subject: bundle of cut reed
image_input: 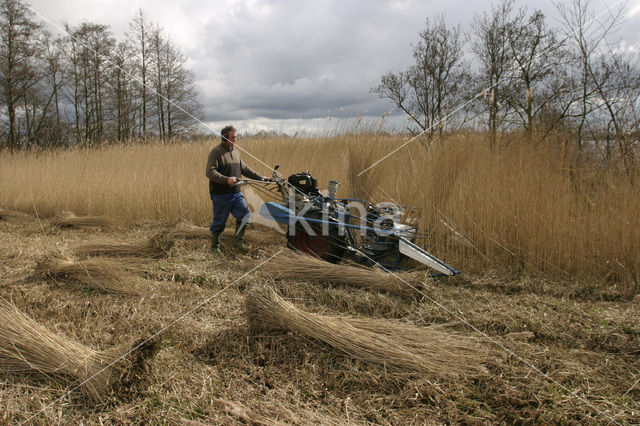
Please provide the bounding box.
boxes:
[72,232,174,259]
[50,211,121,229]
[246,286,490,377]
[0,298,157,403]
[0,208,31,223]
[34,256,139,295]
[172,221,211,239]
[265,252,421,298]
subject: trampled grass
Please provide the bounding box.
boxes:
[0,132,638,288]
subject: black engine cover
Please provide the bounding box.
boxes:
[288,172,320,196]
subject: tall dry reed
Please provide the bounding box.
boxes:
[1,133,638,285]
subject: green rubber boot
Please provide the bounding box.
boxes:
[233,223,249,253]
[210,233,222,255]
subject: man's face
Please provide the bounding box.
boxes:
[225,130,237,149]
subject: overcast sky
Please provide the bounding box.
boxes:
[27,0,640,135]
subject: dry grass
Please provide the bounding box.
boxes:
[1,220,638,423]
[72,232,174,259]
[209,399,285,426]
[50,211,121,229]
[246,285,491,377]
[265,251,422,298]
[34,256,140,295]
[0,298,158,403]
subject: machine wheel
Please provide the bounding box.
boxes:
[286,210,346,263]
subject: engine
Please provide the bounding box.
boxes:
[287,172,321,197]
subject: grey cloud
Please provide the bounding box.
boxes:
[196,0,638,126]
[35,0,628,129]
[201,75,383,122]
[194,0,435,122]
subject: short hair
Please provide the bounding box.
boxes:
[221,125,236,142]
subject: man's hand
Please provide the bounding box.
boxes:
[227,176,239,186]
[261,176,274,182]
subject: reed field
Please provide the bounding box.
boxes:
[1,132,638,289]
[0,132,639,423]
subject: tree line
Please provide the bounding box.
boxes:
[372,0,639,169]
[0,0,201,149]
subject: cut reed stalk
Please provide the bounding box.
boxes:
[0,208,31,223]
[246,286,490,377]
[265,252,422,298]
[34,256,140,295]
[50,211,121,229]
[0,298,158,403]
[72,232,174,259]
[172,221,211,239]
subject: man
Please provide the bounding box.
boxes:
[206,125,266,254]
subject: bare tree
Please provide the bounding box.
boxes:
[105,40,135,142]
[128,9,151,140]
[60,24,82,142]
[372,15,469,136]
[162,36,200,137]
[555,0,627,146]
[0,0,41,149]
[149,24,167,139]
[504,9,568,136]
[131,17,200,140]
[0,2,200,149]
[593,49,639,176]
[471,0,514,146]
[61,22,115,145]
[555,0,639,181]
[18,28,65,148]
[40,32,65,144]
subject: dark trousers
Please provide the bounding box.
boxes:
[209,192,251,234]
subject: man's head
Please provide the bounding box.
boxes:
[221,125,237,149]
